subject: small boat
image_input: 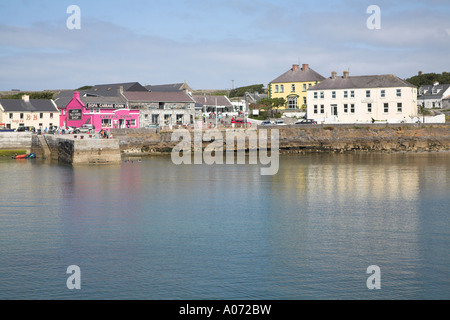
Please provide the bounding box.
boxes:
[26,153,36,159]
[12,154,27,159]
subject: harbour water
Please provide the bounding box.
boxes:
[0,152,449,300]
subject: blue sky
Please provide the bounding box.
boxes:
[0,0,449,91]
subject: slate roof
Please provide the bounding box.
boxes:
[192,95,233,107]
[418,84,450,99]
[124,91,195,103]
[54,90,127,108]
[309,74,416,90]
[146,82,191,92]
[0,98,58,112]
[85,82,148,97]
[270,66,325,84]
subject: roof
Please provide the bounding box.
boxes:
[0,98,58,112]
[418,84,450,98]
[309,74,416,90]
[54,90,127,108]
[146,82,191,92]
[270,65,325,84]
[85,82,148,97]
[124,91,195,103]
[192,95,233,107]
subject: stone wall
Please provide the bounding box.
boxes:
[111,124,450,155]
[0,132,32,151]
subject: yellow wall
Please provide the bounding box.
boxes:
[269,81,319,109]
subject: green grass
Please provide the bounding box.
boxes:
[0,150,27,157]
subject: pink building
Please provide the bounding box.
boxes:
[59,92,139,132]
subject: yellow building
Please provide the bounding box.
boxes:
[269,64,325,110]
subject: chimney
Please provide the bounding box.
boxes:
[302,64,309,70]
[118,85,124,95]
[331,71,337,79]
[73,91,80,99]
[292,64,299,71]
[22,95,30,102]
[343,71,349,79]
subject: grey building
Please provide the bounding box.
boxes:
[418,83,450,109]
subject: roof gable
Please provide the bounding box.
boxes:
[270,65,325,84]
[309,74,416,90]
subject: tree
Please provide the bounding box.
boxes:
[257,98,286,118]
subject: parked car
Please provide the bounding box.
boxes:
[295,119,317,125]
[260,120,273,125]
[74,124,95,134]
[274,120,287,125]
[16,126,35,132]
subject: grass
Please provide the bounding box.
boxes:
[0,150,27,157]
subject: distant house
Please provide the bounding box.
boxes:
[417,82,450,109]
[145,82,192,94]
[0,95,59,130]
[306,71,418,124]
[192,95,234,113]
[269,64,325,110]
[125,91,195,127]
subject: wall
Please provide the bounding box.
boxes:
[111,124,450,155]
[0,132,32,151]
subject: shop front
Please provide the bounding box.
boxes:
[59,92,140,132]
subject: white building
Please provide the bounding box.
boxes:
[417,82,450,109]
[306,71,418,124]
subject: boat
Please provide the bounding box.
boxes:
[26,153,36,159]
[12,154,27,159]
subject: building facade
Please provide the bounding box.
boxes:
[125,91,195,128]
[59,92,140,132]
[0,95,59,130]
[306,71,418,124]
[269,64,325,110]
[417,82,450,109]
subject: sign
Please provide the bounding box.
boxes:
[87,103,126,109]
[69,109,82,120]
[253,109,259,115]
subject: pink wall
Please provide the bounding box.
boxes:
[59,92,140,132]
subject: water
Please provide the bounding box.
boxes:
[0,152,449,300]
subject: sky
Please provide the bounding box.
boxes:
[0,0,449,91]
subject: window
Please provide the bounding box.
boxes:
[397,103,402,112]
[320,92,324,99]
[287,97,297,109]
[9,113,13,119]
[381,90,385,98]
[314,92,318,99]
[130,119,137,126]
[159,102,165,109]
[40,113,43,119]
[384,103,389,113]
[308,83,312,89]
[152,114,159,124]
[366,90,371,98]
[280,85,284,93]
[20,113,24,119]
[144,114,148,120]
[314,105,318,114]
[367,103,372,113]
[344,91,348,98]
[332,91,336,99]
[102,118,112,128]
[291,84,296,92]
[320,105,325,114]
[396,89,401,97]
[302,84,306,92]
[275,85,279,93]
[50,113,53,119]
[344,104,348,113]
[350,104,355,113]
[350,91,355,98]
[303,97,307,105]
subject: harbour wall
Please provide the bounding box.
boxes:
[111,124,450,154]
[0,132,32,152]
